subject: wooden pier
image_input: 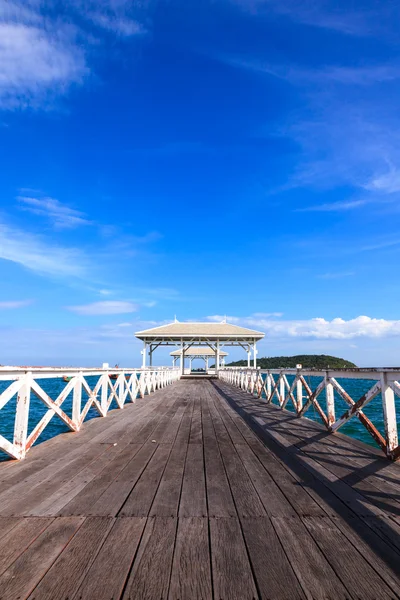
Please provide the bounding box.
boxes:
[1,378,400,599]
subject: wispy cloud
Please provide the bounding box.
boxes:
[0,20,86,109]
[318,271,354,280]
[87,11,145,37]
[228,0,392,37]
[17,195,91,229]
[297,199,367,212]
[0,221,88,277]
[0,0,146,110]
[67,300,139,315]
[207,313,400,339]
[365,165,400,194]
[0,299,32,309]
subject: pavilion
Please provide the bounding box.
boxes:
[135,320,265,375]
[170,346,228,374]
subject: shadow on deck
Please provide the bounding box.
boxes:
[0,378,399,599]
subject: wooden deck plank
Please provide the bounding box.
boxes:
[0,517,84,600]
[179,443,207,517]
[302,515,395,600]
[119,443,173,516]
[233,442,298,518]
[122,516,177,600]
[0,517,21,542]
[1,379,400,600]
[189,395,203,444]
[150,443,187,517]
[241,517,305,600]
[271,516,350,600]
[204,438,237,517]
[216,439,267,517]
[58,440,148,516]
[87,441,157,516]
[0,517,53,577]
[74,517,146,600]
[209,517,258,600]
[169,517,212,600]
[56,395,181,518]
[28,517,113,600]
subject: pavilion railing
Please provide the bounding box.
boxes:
[0,366,180,460]
[219,366,400,461]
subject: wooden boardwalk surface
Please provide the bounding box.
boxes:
[0,378,400,599]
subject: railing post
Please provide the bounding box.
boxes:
[13,371,32,459]
[101,373,108,415]
[296,367,303,413]
[381,372,399,458]
[325,372,335,427]
[266,372,272,401]
[279,374,285,407]
[72,371,82,427]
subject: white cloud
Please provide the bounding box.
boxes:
[0,300,32,309]
[67,300,139,315]
[318,271,354,280]
[0,20,86,109]
[87,11,144,36]
[0,0,146,110]
[229,0,390,37]
[298,199,367,212]
[17,195,91,228]
[365,167,400,194]
[207,314,400,340]
[0,221,87,277]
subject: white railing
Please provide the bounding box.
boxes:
[219,367,400,461]
[0,366,180,460]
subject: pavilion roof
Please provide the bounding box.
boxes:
[170,347,228,357]
[135,321,264,341]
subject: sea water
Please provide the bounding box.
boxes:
[0,374,399,461]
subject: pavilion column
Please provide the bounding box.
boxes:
[253,341,257,368]
[215,341,220,376]
[142,341,147,369]
[181,343,185,376]
[205,357,209,372]
[149,345,153,368]
[247,346,251,368]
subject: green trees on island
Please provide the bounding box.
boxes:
[226,354,357,369]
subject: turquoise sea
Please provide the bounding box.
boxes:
[0,374,399,461]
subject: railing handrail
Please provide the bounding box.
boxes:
[0,366,179,380]
[221,366,400,381]
[219,366,400,461]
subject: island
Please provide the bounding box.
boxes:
[224,354,357,369]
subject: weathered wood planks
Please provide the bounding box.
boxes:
[0,378,400,599]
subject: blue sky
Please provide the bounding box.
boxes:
[1,0,400,367]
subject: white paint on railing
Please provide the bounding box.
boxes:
[0,366,180,460]
[219,366,400,460]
